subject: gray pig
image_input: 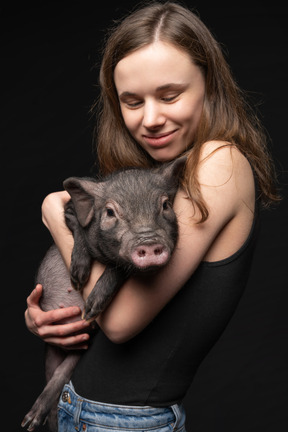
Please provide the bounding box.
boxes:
[22,156,186,431]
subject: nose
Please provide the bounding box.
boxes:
[132,244,169,269]
[142,100,166,130]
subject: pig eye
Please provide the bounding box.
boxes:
[106,208,115,217]
[162,199,170,211]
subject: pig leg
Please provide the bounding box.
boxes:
[70,232,92,291]
[45,344,66,382]
[22,351,81,431]
[64,202,92,291]
[43,345,67,431]
[84,266,129,321]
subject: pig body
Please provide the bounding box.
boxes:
[22,157,186,431]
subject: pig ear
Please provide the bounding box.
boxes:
[63,177,102,227]
[161,155,187,182]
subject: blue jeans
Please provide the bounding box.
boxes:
[58,382,186,432]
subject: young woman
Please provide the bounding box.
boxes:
[25,2,279,431]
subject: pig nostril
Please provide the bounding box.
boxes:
[132,244,169,269]
[154,247,163,255]
[137,247,164,257]
[137,246,164,257]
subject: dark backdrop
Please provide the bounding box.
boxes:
[2,2,288,431]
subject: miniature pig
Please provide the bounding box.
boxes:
[22,156,186,431]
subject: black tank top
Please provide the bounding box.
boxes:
[72,202,259,406]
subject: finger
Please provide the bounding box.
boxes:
[45,332,90,350]
[34,306,83,328]
[26,284,43,307]
[53,318,90,337]
[38,316,90,339]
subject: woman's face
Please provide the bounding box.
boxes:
[114,41,205,162]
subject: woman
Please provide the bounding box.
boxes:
[25,2,279,431]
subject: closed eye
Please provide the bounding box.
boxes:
[161,94,180,103]
[126,100,143,108]
[119,93,143,109]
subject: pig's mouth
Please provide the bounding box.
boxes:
[131,243,170,270]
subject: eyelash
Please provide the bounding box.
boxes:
[126,100,142,108]
[124,94,180,108]
[161,95,178,102]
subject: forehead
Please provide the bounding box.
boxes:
[104,169,168,212]
[107,169,163,193]
[114,41,200,93]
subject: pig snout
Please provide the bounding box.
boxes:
[131,243,170,269]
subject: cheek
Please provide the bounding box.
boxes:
[178,95,203,121]
[100,215,130,244]
[173,99,203,135]
[121,108,141,134]
[100,216,117,230]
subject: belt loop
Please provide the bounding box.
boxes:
[171,404,180,430]
[74,397,83,430]
[171,404,185,431]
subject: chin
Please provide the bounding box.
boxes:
[149,150,185,163]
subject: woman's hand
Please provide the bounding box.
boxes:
[25,284,91,350]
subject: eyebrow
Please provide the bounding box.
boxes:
[119,83,187,98]
[156,83,187,91]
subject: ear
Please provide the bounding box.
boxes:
[160,155,187,183]
[63,177,103,227]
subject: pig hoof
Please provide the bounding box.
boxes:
[83,304,98,322]
[70,268,90,291]
[70,258,92,291]
[21,410,46,431]
[70,276,83,291]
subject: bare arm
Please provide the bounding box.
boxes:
[30,143,255,344]
[95,143,255,342]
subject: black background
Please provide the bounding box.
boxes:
[2,2,288,431]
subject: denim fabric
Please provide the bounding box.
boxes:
[58,382,186,432]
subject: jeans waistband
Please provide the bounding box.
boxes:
[58,382,185,430]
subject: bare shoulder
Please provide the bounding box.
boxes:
[175,140,255,239]
[198,140,253,186]
[196,140,255,214]
[176,140,256,261]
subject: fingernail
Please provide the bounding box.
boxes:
[82,319,90,326]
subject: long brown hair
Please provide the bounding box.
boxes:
[94,1,279,221]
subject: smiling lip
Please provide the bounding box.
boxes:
[142,130,178,147]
